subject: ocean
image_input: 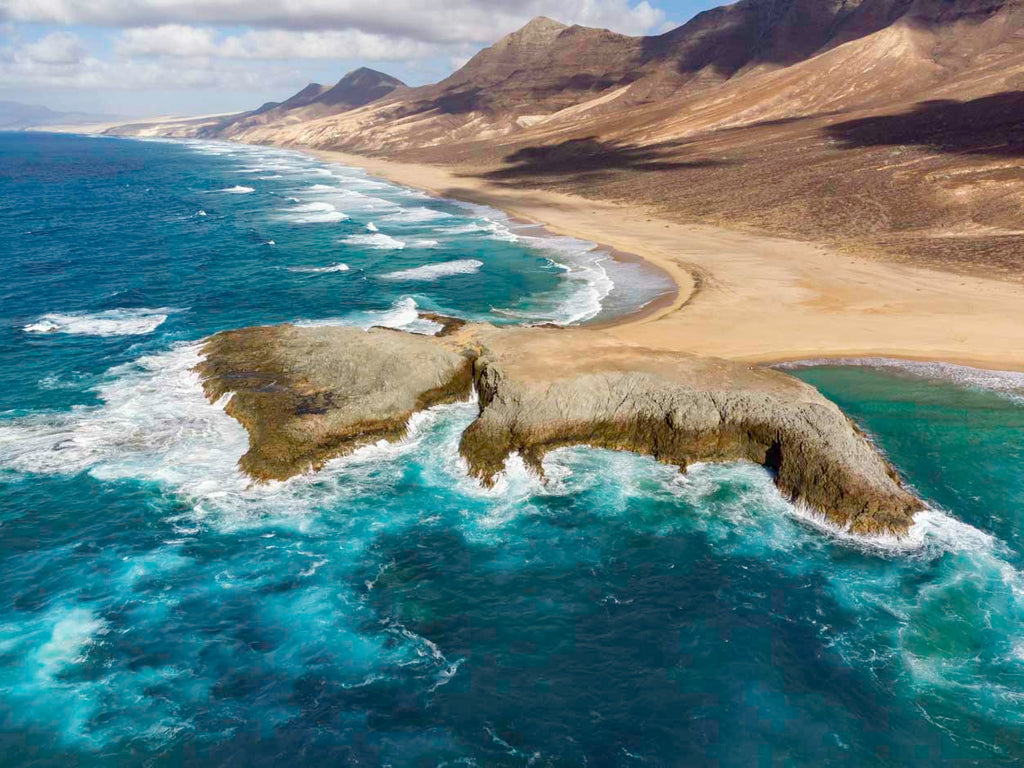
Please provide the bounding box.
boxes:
[1,131,1023,766]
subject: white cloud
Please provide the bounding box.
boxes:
[18,30,85,64]
[0,31,304,93]
[117,25,217,58]
[0,0,666,43]
[118,25,446,61]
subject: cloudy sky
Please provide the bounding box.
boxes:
[0,0,720,117]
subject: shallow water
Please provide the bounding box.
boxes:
[1,134,1024,766]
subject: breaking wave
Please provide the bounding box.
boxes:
[296,297,443,336]
[342,233,406,250]
[279,201,347,225]
[23,308,175,337]
[380,259,483,282]
[288,263,350,274]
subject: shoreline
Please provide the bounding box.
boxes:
[308,149,683,329]
[307,149,697,323]
[306,147,1024,374]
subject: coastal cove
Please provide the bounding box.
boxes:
[1,132,1024,765]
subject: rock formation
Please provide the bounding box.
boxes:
[458,327,922,536]
[196,322,923,535]
[195,324,474,480]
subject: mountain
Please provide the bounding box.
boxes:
[109,0,1024,275]
[318,67,406,107]
[208,68,406,136]
[0,101,114,129]
[107,68,405,139]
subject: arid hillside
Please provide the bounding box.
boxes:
[112,0,1024,276]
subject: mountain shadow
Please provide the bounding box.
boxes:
[826,92,1024,157]
[480,137,729,181]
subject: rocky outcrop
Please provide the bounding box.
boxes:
[196,322,923,535]
[195,324,474,480]
[458,328,923,536]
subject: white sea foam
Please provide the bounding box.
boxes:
[343,233,406,250]
[279,201,347,225]
[296,297,443,336]
[297,186,398,216]
[34,608,108,681]
[24,308,175,337]
[0,345,248,482]
[218,185,254,194]
[491,237,614,326]
[366,222,379,232]
[536,240,615,325]
[436,223,489,236]
[381,207,452,224]
[195,210,207,217]
[288,263,350,274]
[380,259,483,282]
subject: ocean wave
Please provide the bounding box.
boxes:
[23,308,175,337]
[343,233,406,250]
[278,201,347,225]
[218,186,254,194]
[492,238,614,326]
[0,344,249,482]
[380,259,483,282]
[381,208,452,224]
[296,297,443,336]
[445,203,522,242]
[288,263,350,274]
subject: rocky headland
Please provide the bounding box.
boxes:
[196,324,474,480]
[196,322,924,536]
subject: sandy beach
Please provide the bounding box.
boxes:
[310,149,1024,373]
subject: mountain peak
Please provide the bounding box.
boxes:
[501,16,569,46]
[338,67,404,85]
[317,68,405,108]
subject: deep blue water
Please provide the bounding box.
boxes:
[2,132,1024,766]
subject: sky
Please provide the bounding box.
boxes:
[0,0,722,118]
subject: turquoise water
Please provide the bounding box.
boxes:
[2,133,1024,766]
